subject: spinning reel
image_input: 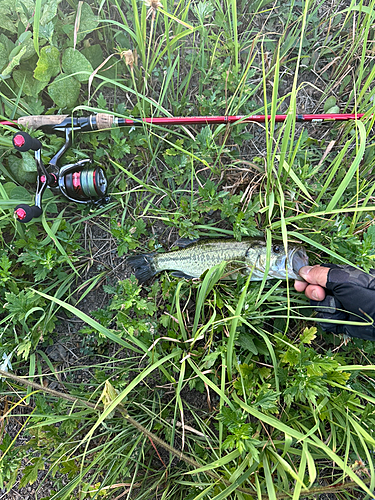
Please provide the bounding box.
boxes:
[12,125,109,223]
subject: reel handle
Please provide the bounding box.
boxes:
[13,131,41,152]
[14,204,43,223]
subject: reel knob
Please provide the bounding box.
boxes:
[13,132,42,152]
[14,204,43,223]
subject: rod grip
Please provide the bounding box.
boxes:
[18,115,69,130]
[95,113,115,130]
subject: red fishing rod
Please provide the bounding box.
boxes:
[0,111,367,131]
[1,111,369,223]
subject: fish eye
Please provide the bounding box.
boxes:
[273,245,281,253]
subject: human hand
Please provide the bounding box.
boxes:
[294,265,329,301]
[294,264,375,340]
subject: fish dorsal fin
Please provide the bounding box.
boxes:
[173,237,199,248]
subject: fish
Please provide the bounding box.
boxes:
[126,237,309,283]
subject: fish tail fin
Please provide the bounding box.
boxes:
[127,253,157,283]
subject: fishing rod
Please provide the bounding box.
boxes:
[1,111,367,130]
[1,111,369,223]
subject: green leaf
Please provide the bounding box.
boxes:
[13,69,47,96]
[326,105,340,114]
[82,44,103,70]
[324,96,336,112]
[306,357,338,377]
[0,42,8,71]
[19,457,45,487]
[8,31,32,60]
[76,3,98,43]
[48,74,81,108]
[0,4,17,34]
[254,389,279,410]
[34,45,60,82]
[2,45,26,76]
[7,156,37,184]
[40,0,62,25]
[299,326,317,344]
[62,48,93,83]
[237,333,258,354]
[281,348,299,366]
[326,370,351,385]
[21,152,37,172]
[8,185,32,202]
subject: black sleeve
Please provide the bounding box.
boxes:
[310,264,375,341]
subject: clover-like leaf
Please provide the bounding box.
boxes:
[82,44,104,69]
[40,0,62,25]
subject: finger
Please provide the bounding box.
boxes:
[304,284,326,301]
[299,265,329,287]
[294,280,308,292]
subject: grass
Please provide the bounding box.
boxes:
[1,0,375,498]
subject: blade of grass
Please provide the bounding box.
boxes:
[263,453,277,500]
[326,121,366,212]
[169,358,186,462]
[226,272,252,381]
[187,358,233,409]
[32,290,147,353]
[192,262,227,336]
[175,281,188,341]
[271,205,375,229]
[41,211,79,277]
[185,450,241,475]
[209,465,256,500]
[33,0,42,56]
[287,231,362,268]
[292,442,307,500]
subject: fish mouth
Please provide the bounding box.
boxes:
[290,247,309,279]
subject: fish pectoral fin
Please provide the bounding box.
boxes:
[172,237,199,248]
[171,271,196,279]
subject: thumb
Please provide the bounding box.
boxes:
[298,265,329,287]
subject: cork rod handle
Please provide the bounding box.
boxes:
[95,113,115,130]
[18,115,69,129]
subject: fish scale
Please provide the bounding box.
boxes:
[154,240,251,277]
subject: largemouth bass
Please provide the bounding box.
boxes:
[127,238,308,283]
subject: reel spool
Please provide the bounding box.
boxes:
[59,160,108,203]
